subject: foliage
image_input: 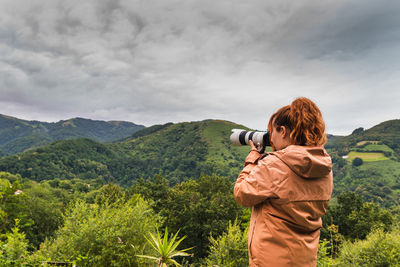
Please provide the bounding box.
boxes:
[161,175,244,260]
[136,227,193,267]
[95,183,125,205]
[1,118,398,209]
[130,174,245,260]
[0,120,251,186]
[320,224,344,259]
[202,220,248,267]
[0,138,117,182]
[352,157,363,166]
[337,226,400,266]
[115,121,210,185]
[0,219,29,266]
[37,196,162,266]
[0,175,75,249]
[331,159,400,208]
[322,192,393,240]
[326,119,400,159]
[317,240,335,267]
[128,174,171,214]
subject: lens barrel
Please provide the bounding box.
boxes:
[230,129,270,147]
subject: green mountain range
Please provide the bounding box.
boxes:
[0,120,250,185]
[0,118,399,206]
[0,114,145,154]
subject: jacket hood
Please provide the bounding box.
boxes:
[269,145,332,178]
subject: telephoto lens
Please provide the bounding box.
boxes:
[230,129,271,147]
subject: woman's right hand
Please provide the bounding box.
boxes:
[249,140,265,153]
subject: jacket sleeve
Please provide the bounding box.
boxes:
[234,150,279,207]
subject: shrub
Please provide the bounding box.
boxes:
[36,195,162,266]
[0,219,28,266]
[317,240,335,267]
[337,226,400,266]
[202,220,248,267]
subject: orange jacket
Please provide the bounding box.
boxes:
[234,145,333,267]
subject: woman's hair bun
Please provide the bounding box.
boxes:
[269,97,327,146]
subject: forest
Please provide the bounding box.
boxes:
[0,118,399,266]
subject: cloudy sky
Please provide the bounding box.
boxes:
[1,0,399,135]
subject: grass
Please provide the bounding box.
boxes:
[201,120,250,162]
[360,144,393,153]
[347,151,390,162]
[356,141,379,146]
[358,159,400,179]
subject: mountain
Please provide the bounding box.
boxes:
[0,120,250,185]
[0,118,398,207]
[0,114,145,154]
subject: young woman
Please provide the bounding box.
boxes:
[234,97,333,267]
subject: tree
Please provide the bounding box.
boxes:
[322,192,393,240]
[128,174,171,214]
[95,183,125,205]
[351,127,364,135]
[352,157,363,167]
[161,175,244,260]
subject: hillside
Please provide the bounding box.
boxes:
[326,119,400,158]
[0,120,251,185]
[0,118,399,207]
[326,120,400,207]
[0,114,145,154]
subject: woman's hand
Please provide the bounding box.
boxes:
[249,140,265,153]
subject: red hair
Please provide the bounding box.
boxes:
[268,97,327,146]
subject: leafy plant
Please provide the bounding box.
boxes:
[136,227,193,267]
[337,225,400,266]
[0,219,28,266]
[317,240,335,267]
[202,219,248,267]
[37,195,161,266]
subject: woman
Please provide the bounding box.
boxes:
[234,97,333,267]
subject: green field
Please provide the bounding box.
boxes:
[347,151,390,162]
[356,141,379,146]
[361,143,393,153]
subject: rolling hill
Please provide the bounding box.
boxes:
[326,119,400,158]
[0,114,145,154]
[0,118,399,207]
[326,119,400,207]
[0,120,251,185]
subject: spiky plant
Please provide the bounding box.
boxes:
[136,227,193,267]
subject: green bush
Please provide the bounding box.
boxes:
[337,226,400,266]
[202,220,248,267]
[36,195,162,266]
[0,219,29,266]
[317,240,335,267]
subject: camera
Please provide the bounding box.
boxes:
[230,129,271,148]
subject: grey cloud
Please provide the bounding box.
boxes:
[0,0,399,134]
